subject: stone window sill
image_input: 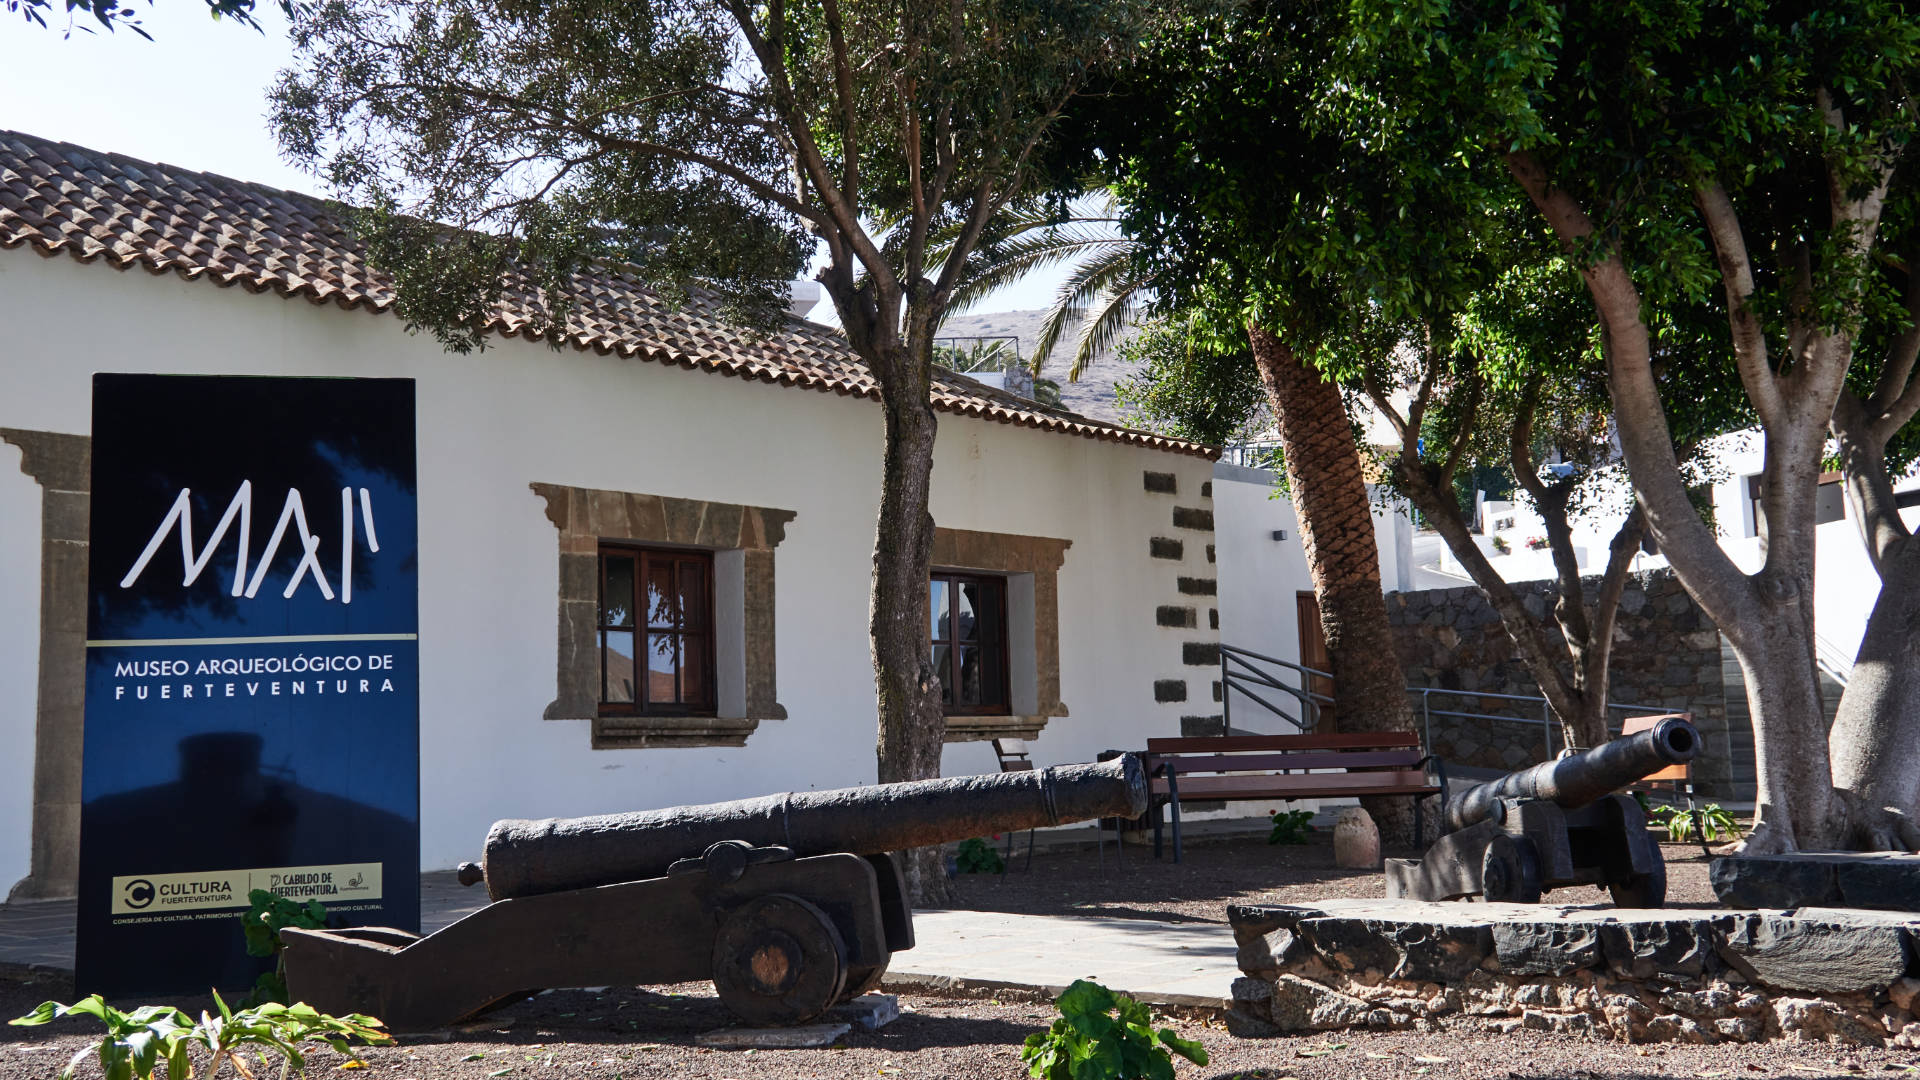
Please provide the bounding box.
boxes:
[592,711,783,750]
[944,713,1056,743]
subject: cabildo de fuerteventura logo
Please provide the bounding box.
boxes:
[119,482,381,603]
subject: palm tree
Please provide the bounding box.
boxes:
[931,192,1150,382]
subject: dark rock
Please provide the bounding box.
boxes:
[1721,912,1912,995]
[1711,855,1841,909]
[1269,974,1372,1032]
[1836,854,1920,913]
[1296,915,1491,983]
[1599,919,1714,980]
[1492,922,1602,976]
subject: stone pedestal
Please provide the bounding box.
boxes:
[1711,852,1920,912]
[1226,898,1920,1046]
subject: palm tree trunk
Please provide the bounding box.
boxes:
[1247,323,1419,843]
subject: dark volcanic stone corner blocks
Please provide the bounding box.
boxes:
[1172,506,1214,531]
[1154,679,1188,703]
[1157,605,1197,629]
[1143,470,1178,494]
[1149,537,1184,560]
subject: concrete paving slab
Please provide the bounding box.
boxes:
[885,910,1237,1010]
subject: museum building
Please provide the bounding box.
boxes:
[0,129,1222,901]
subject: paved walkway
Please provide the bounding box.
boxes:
[887,909,1235,1009]
[2,880,1238,1010]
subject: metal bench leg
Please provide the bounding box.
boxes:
[1168,770,1184,864]
[1025,826,1036,872]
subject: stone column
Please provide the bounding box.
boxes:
[1,429,89,902]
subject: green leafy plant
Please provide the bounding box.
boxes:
[1650,803,1740,844]
[241,890,328,1006]
[1267,809,1315,845]
[1490,535,1511,555]
[955,837,1006,875]
[1022,979,1207,1080]
[10,991,390,1080]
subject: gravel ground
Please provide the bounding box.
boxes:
[6,830,1887,1080]
[4,972,1913,1080]
[941,830,1724,923]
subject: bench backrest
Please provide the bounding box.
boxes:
[1144,732,1425,777]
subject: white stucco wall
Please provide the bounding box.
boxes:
[0,246,1214,881]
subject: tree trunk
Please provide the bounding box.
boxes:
[870,371,951,904]
[1828,540,1920,850]
[1246,323,1420,844]
[1723,593,1838,854]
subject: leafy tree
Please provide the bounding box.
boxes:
[9,0,280,37]
[1112,316,1267,447]
[1355,0,1920,851]
[271,0,1149,899]
[1067,0,1443,841]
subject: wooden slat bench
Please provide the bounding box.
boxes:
[1142,732,1446,862]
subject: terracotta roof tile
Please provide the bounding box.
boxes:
[0,129,1214,460]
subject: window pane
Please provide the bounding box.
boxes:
[958,644,985,704]
[680,633,710,708]
[647,633,679,705]
[603,630,636,704]
[602,555,635,627]
[978,638,1005,707]
[931,643,953,705]
[955,581,979,642]
[929,579,948,641]
[679,560,707,630]
[647,561,677,630]
[972,579,1003,643]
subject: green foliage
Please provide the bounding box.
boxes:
[1491,536,1511,555]
[10,992,390,1080]
[8,0,283,38]
[1650,803,1740,844]
[1267,809,1315,846]
[1113,317,1267,447]
[1021,979,1207,1080]
[241,889,328,1007]
[955,837,1006,875]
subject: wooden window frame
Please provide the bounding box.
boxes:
[598,543,717,718]
[930,570,1011,717]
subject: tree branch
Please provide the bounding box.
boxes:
[1505,149,1754,628]
[1694,180,1784,428]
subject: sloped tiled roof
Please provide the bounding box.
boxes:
[0,129,1214,459]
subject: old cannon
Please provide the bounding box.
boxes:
[1384,715,1699,907]
[279,756,1147,1032]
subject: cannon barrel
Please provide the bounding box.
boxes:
[1442,715,1699,833]
[471,755,1149,901]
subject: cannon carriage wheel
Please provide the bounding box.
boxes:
[1480,832,1543,904]
[711,894,849,1025]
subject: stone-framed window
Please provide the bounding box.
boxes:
[532,483,794,749]
[930,527,1070,742]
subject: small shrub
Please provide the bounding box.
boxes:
[1267,809,1315,845]
[1491,536,1511,554]
[955,837,1006,874]
[241,890,329,1006]
[1021,979,1207,1080]
[10,991,390,1080]
[1651,803,1740,843]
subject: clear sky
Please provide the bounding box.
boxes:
[0,7,1061,316]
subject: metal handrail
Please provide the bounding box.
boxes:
[1218,644,1329,734]
[1218,642,1688,760]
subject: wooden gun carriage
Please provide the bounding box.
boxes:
[279,756,1147,1031]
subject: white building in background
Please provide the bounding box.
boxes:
[1434,432,1915,679]
[0,130,1225,899]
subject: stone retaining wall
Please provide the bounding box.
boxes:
[1385,569,1733,796]
[1227,899,1920,1047]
